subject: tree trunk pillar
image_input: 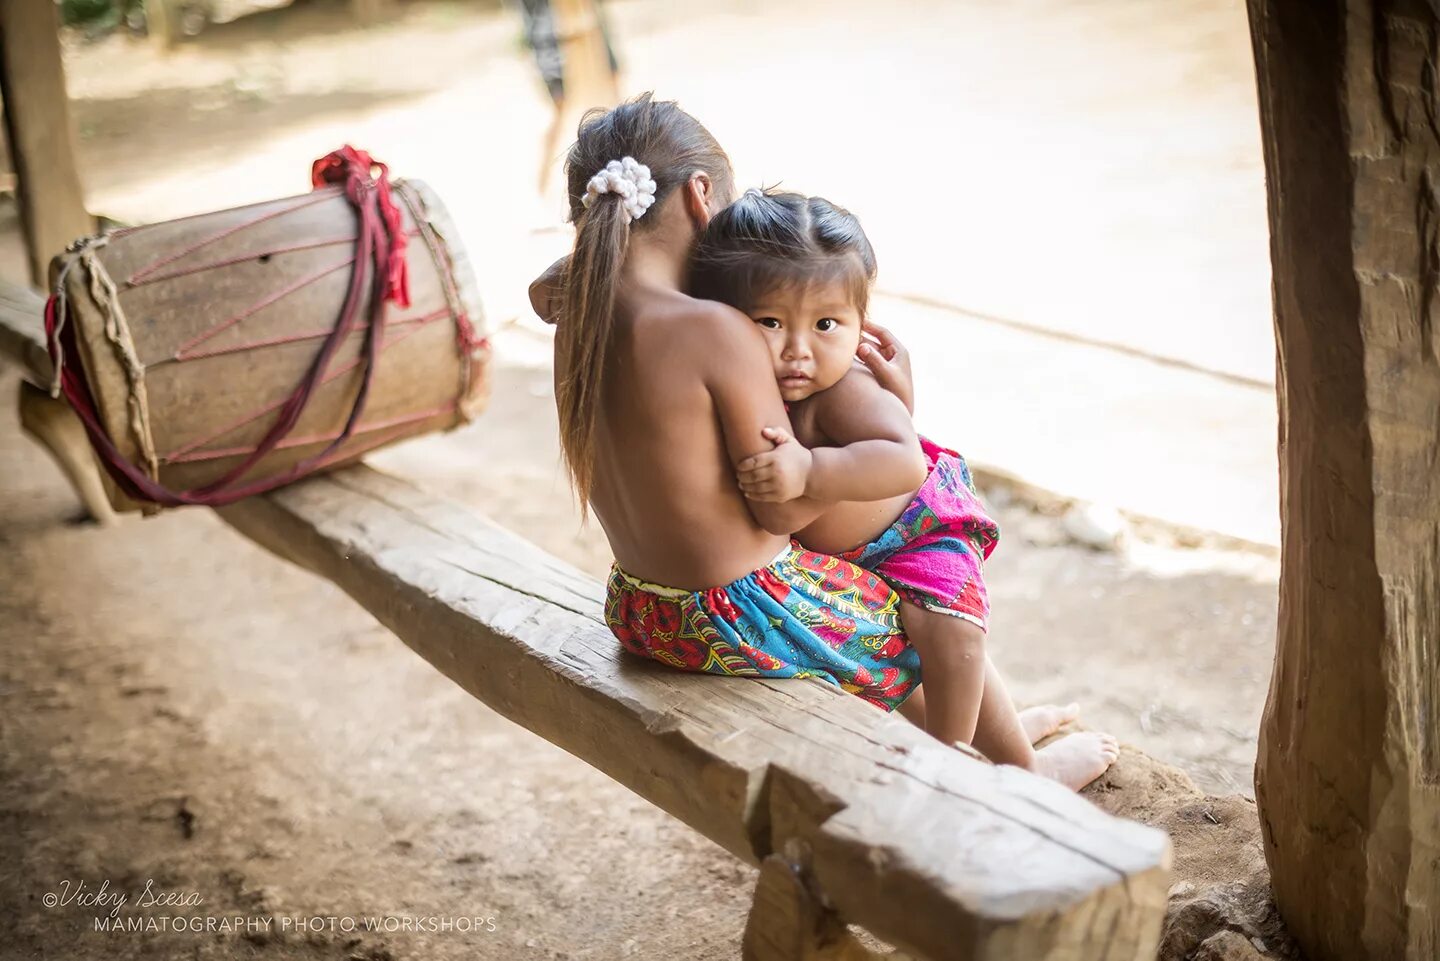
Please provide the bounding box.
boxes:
[1248,1,1440,958]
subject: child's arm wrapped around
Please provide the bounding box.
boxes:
[700,303,836,535]
[736,369,928,505]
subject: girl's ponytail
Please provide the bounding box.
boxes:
[555,192,629,511]
[553,93,734,510]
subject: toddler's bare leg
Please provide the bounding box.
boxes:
[895,605,1120,790]
[969,655,1120,791]
[898,599,986,746]
[896,672,1072,750]
[969,660,1080,759]
[971,657,1038,767]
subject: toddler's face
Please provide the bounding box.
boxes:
[748,281,864,402]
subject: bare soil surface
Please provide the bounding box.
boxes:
[1,347,1280,958]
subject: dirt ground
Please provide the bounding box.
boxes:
[0,339,1281,958]
[1,1,1287,957]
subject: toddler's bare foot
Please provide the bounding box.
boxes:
[1018,702,1081,745]
[1031,731,1119,791]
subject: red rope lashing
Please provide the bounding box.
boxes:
[313,145,410,308]
[44,146,409,508]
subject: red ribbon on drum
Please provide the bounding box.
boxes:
[312,145,411,310]
[43,146,424,509]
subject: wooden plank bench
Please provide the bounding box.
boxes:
[0,278,1172,960]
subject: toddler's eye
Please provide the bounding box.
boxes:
[755,317,781,329]
[816,318,838,332]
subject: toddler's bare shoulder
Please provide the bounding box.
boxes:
[811,366,913,441]
[825,365,892,402]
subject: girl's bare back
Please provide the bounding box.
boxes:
[579,285,793,590]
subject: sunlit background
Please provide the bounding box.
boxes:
[6,0,1282,824]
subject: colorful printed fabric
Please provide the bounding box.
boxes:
[839,436,1001,631]
[604,543,919,712]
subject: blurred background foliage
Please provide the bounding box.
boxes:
[60,0,139,29]
[58,0,212,40]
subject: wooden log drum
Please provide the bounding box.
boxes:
[43,148,488,513]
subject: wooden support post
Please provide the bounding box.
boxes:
[146,0,183,49]
[1,281,116,523]
[1248,2,1440,958]
[541,0,620,192]
[0,0,93,287]
[350,0,395,25]
[743,843,890,961]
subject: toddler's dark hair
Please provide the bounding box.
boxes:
[689,188,877,316]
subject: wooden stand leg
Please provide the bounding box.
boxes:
[18,380,116,524]
[742,851,891,961]
[146,0,182,49]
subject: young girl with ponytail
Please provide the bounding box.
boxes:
[549,93,921,713]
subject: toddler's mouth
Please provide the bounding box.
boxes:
[778,371,812,388]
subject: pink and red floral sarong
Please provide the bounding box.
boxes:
[838,437,1000,631]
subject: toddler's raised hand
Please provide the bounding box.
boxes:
[737,427,813,502]
[858,319,915,414]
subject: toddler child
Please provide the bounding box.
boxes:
[689,188,1117,789]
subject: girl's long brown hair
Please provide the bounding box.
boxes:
[556,93,734,509]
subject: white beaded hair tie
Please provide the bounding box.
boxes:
[581,156,657,223]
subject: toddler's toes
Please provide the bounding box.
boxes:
[1019,702,1082,744]
[1032,731,1119,791]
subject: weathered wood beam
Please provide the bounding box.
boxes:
[0,0,92,287]
[217,466,1171,960]
[1247,2,1440,958]
[540,0,619,192]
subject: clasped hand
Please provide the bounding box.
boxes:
[737,319,915,502]
[737,427,811,502]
